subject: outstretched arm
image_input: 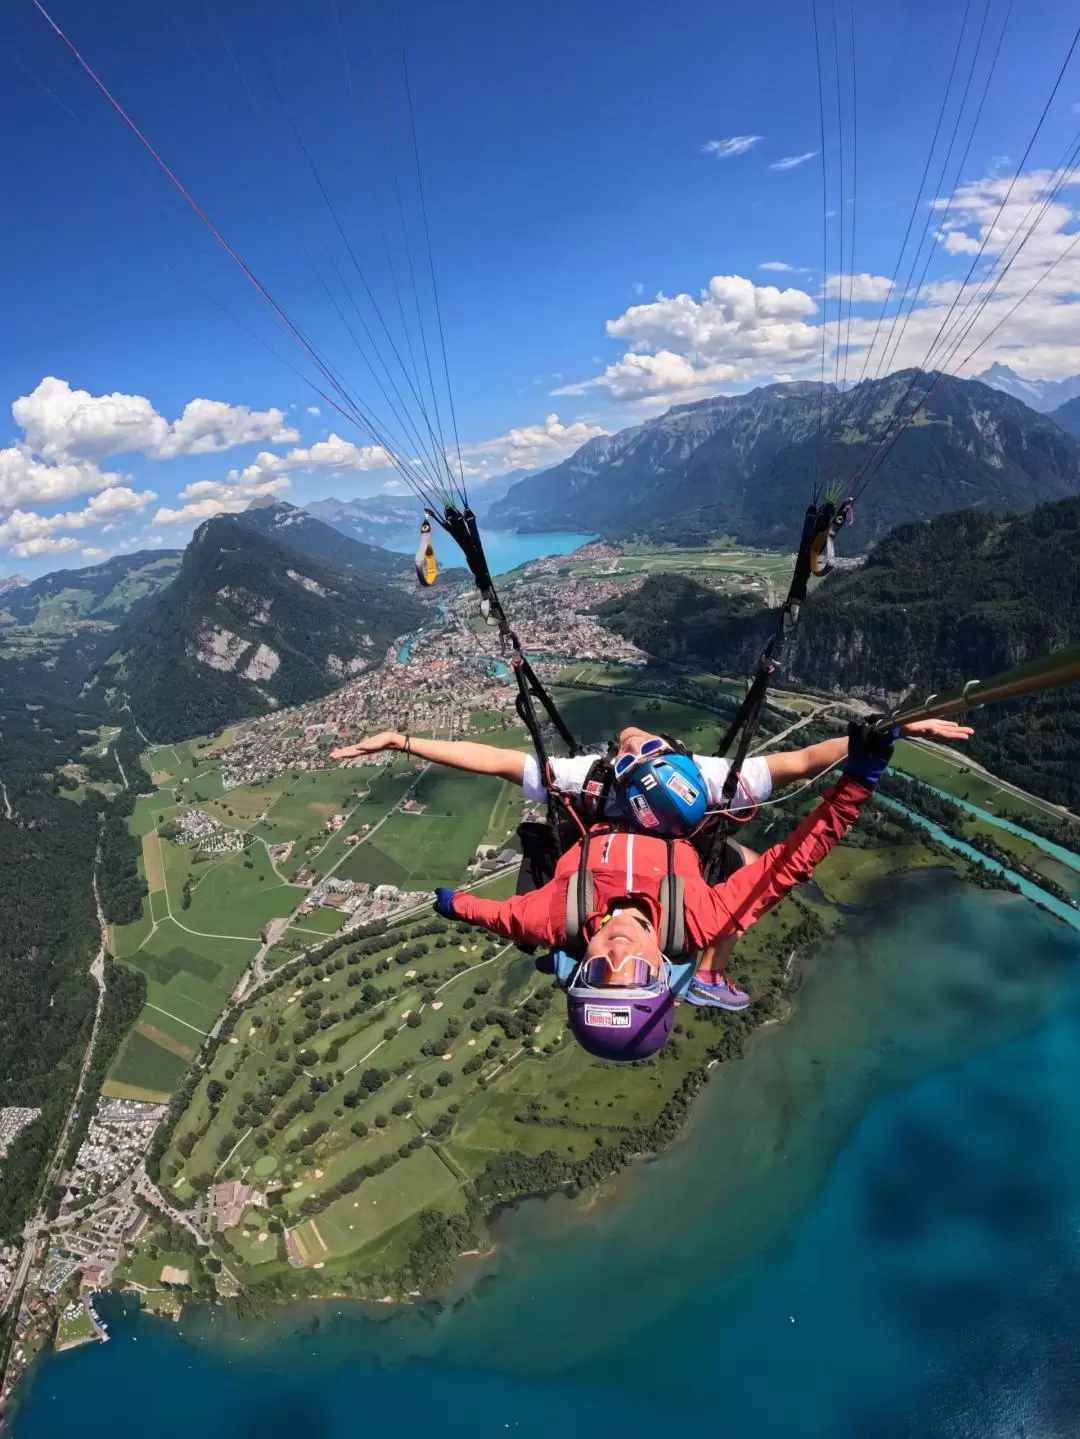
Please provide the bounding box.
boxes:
[698,722,897,941]
[330,731,528,785]
[764,716,973,791]
[445,882,561,949]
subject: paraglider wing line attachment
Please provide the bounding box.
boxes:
[703,502,823,882]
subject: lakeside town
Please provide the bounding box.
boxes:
[213,552,648,791]
[0,540,798,1417]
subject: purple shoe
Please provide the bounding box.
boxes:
[684,975,751,1011]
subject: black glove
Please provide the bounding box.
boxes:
[845,718,897,789]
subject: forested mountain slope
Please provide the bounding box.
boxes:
[233,499,413,580]
[0,550,181,630]
[107,516,426,742]
[490,372,1080,548]
[598,497,1080,806]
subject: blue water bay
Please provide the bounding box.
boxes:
[15,877,1080,1438]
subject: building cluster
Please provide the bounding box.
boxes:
[175,807,248,853]
[210,1180,264,1231]
[0,1107,41,1159]
[66,1099,168,1199]
[469,846,519,876]
[202,558,647,792]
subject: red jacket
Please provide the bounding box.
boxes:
[452,776,872,949]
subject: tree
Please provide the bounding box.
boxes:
[406,1012,422,1029]
[207,1080,226,1105]
[298,1048,318,1067]
[436,1071,453,1088]
[374,1114,389,1128]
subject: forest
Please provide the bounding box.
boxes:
[598,495,1080,807]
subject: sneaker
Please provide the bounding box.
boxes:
[684,975,751,1011]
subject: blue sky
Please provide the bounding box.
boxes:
[2,0,1079,575]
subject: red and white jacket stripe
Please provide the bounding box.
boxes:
[452,776,873,950]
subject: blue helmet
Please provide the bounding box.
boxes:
[615,752,708,838]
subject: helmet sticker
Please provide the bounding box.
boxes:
[584,779,605,797]
[584,1005,632,1028]
[665,771,700,805]
[639,771,658,790]
[629,792,659,828]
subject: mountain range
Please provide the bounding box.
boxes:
[236,498,413,580]
[973,362,1080,413]
[489,371,1080,548]
[597,494,1080,806]
[106,515,426,742]
[0,550,182,632]
[306,469,536,549]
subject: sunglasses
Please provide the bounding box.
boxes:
[579,954,659,988]
[612,736,669,779]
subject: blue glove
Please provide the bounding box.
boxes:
[845,719,898,789]
[433,887,459,920]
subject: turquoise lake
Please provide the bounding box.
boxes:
[389,528,596,576]
[13,870,1080,1437]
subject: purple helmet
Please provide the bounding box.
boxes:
[563,953,675,1060]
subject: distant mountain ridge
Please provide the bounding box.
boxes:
[0,550,182,629]
[108,516,426,742]
[1049,395,1080,438]
[598,494,1080,807]
[973,362,1080,413]
[489,371,1080,548]
[234,499,413,580]
[307,469,540,550]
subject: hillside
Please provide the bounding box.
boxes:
[108,516,426,741]
[597,496,1080,806]
[1050,395,1080,438]
[233,499,413,579]
[489,371,1080,547]
[0,550,182,631]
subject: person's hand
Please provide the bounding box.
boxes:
[330,731,402,761]
[845,719,898,789]
[433,887,459,921]
[898,718,974,742]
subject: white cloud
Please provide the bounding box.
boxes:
[0,446,123,509]
[760,261,794,271]
[770,151,818,171]
[555,275,820,402]
[80,547,107,560]
[229,434,391,487]
[155,398,298,459]
[702,136,761,159]
[11,377,298,465]
[631,282,645,296]
[9,536,81,559]
[0,487,157,555]
[460,413,610,479]
[823,273,894,301]
[306,405,321,416]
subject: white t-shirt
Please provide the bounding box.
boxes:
[521,752,772,813]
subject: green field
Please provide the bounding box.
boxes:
[290,1147,460,1262]
[109,1030,189,1094]
[340,766,507,889]
[54,1305,101,1350]
[893,739,1064,825]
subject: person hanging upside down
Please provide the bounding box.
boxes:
[418,722,898,1060]
[331,715,971,1009]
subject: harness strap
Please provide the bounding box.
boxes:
[439,503,582,841]
[704,501,825,884]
